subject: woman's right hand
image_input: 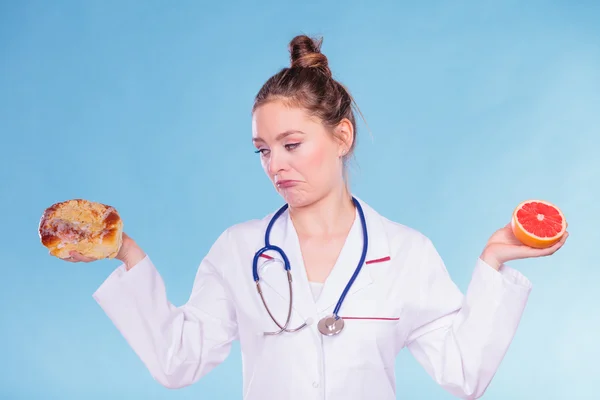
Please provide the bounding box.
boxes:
[67,232,147,270]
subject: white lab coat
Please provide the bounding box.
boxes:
[93,198,532,399]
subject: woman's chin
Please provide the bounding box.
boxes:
[278,188,312,208]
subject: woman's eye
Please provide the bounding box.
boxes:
[285,143,300,150]
[254,149,269,156]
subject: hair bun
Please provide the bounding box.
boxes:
[289,35,331,77]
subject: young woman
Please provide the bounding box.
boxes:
[70,35,568,399]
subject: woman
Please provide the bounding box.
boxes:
[70,35,568,399]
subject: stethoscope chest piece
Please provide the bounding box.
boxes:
[317,315,345,336]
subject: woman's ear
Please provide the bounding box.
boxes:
[335,118,354,157]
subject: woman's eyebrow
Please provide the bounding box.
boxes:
[252,130,306,144]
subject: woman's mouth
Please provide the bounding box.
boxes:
[276,180,299,189]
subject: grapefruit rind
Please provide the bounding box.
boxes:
[511,199,566,249]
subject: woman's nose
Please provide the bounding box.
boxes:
[267,149,287,176]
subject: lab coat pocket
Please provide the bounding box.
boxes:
[338,313,401,342]
[338,294,403,329]
[326,298,403,371]
[340,316,400,322]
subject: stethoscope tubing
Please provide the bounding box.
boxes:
[332,198,368,318]
[252,197,368,335]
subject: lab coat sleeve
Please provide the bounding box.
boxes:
[92,230,238,389]
[405,237,532,399]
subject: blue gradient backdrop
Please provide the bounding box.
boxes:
[1,1,598,399]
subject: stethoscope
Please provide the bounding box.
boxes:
[252,196,368,337]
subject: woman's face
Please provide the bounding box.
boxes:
[252,100,347,208]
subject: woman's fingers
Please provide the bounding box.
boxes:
[524,231,569,258]
[66,251,97,263]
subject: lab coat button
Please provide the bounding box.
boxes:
[313,381,319,388]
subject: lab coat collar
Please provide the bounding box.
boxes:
[314,197,390,314]
[260,196,391,320]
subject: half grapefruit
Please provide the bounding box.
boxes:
[511,200,567,249]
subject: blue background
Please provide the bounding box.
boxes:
[1,1,598,399]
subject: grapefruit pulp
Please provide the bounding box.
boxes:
[510,200,566,249]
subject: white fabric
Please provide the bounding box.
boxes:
[308,281,324,301]
[93,197,532,399]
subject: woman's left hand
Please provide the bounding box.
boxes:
[480,223,569,271]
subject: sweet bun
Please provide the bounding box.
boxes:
[38,199,123,260]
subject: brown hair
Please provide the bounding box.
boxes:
[253,35,361,163]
